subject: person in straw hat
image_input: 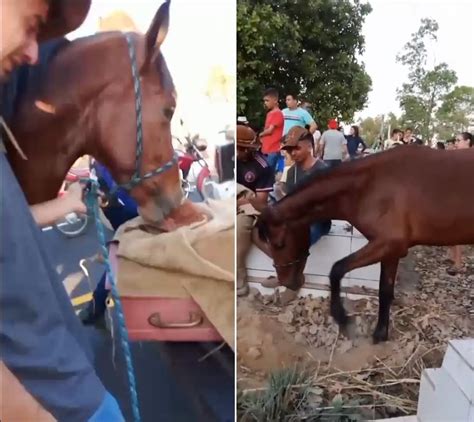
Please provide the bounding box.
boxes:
[236,125,275,296]
[1,1,125,420]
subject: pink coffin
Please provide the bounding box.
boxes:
[108,243,223,342]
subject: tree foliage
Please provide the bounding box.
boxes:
[237,0,373,128]
[357,112,402,146]
[396,18,458,140]
[435,86,474,139]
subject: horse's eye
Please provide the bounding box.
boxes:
[163,107,175,120]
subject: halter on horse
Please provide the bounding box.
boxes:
[115,33,177,195]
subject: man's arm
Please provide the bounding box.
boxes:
[0,155,107,422]
[255,191,269,204]
[341,135,349,160]
[260,110,283,138]
[318,132,326,158]
[302,109,317,134]
[308,121,317,134]
[259,124,275,138]
[30,183,86,227]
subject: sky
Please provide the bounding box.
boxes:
[65,0,472,123]
[356,0,474,119]
[68,0,236,139]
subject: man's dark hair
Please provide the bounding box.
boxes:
[286,93,298,100]
[405,127,413,132]
[263,87,279,99]
[459,131,473,147]
[298,132,314,147]
[392,128,402,136]
[446,138,455,144]
[436,141,445,150]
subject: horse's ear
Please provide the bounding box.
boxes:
[145,0,170,58]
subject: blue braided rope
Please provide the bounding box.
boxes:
[85,182,141,422]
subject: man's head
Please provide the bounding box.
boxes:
[436,141,445,150]
[446,138,456,150]
[1,0,90,81]
[237,125,260,160]
[285,93,298,110]
[455,132,473,149]
[391,128,402,140]
[404,128,413,139]
[350,125,359,137]
[281,127,314,164]
[263,88,279,111]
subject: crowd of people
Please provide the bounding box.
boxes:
[236,88,366,297]
[236,87,473,296]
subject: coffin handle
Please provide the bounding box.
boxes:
[148,312,203,329]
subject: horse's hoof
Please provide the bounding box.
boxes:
[330,303,348,326]
[372,329,388,344]
[278,288,298,306]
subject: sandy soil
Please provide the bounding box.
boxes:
[237,246,473,393]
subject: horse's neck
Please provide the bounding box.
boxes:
[9,112,88,205]
[9,41,115,204]
[277,172,355,223]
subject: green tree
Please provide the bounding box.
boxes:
[358,116,382,146]
[237,0,372,128]
[435,86,474,139]
[396,18,458,140]
[357,112,402,146]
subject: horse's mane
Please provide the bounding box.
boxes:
[8,31,174,135]
[280,147,406,202]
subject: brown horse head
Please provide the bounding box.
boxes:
[9,1,183,223]
[252,199,310,291]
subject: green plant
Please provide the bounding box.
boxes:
[238,368,365,421]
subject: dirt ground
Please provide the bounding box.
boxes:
[237,245,473,418]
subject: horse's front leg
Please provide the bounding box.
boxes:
[373,258,399,344]
[329,240,391,328]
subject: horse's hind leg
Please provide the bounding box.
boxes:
[373,257,399,344]
[329,240,394,327]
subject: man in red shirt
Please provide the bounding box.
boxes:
[259,87,284,171]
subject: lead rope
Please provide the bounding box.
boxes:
[85,181,141,422]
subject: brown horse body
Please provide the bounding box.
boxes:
[255,145,474,342]
[7,2,182,223]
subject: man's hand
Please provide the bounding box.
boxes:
[65,182,87,214]
[237,197,250,208]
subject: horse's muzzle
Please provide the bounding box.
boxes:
[138,185,184,224]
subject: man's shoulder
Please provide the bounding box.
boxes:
[253,152,271,169]
[314,159,328,170]
[268,108,283,118]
